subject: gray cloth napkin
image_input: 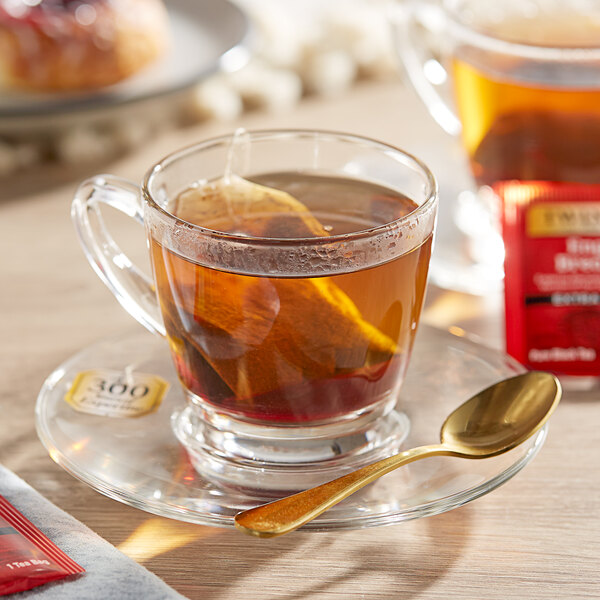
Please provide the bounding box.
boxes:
[1,464,187,599]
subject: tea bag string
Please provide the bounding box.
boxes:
[222,128,252,225]
[223,127,252,184]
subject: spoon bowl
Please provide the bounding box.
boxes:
[234,371,561,537]
[440,371,561,455]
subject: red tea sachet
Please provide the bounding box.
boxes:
[0,495,85,595]
[497,180,600,377]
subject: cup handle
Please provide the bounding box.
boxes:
[71,174,166,337]
[393,0,462,136]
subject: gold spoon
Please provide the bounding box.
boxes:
[234,371,561,538]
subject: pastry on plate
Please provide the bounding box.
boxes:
[0,0,170,91]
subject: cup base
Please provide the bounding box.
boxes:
[429,188,505,295]
[171,403,410,494]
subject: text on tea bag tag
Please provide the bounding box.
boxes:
[65,369,169,418]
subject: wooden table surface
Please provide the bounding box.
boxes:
[1,81,599,599]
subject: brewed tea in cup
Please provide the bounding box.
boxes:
[72,130,438,490]
[396,0,600,286]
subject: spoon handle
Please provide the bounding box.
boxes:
[234,443,456,537]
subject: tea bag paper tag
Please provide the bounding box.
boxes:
[64,369,169,418]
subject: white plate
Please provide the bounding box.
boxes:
[0,0,250,124]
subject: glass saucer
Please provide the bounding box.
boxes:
[35,324,545,531]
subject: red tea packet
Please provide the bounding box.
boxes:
[0,495,85,595]
[497,181,600,377]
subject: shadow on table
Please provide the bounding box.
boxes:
[142,503,473,600]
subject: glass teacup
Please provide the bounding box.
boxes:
[72,130,438,490]
[394,0,600,293]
